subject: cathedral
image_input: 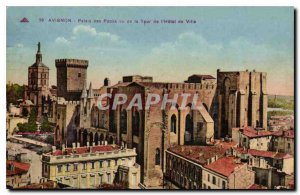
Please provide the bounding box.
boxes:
[21,41,267,187]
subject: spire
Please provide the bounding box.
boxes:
[88,82,94,98]
[38,42,41,53]
[81,83,87,99]
[36,42,42,64]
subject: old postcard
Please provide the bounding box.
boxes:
[6,7,294,190]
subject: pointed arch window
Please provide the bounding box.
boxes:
[171,114,177,133]
[155,148,161,165]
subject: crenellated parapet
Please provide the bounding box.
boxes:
[55,59,88,68]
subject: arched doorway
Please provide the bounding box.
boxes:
[82,129,88,146]
[100,134,104,144]
[77,129,82,144]
[94,133,99,145]
[109,136,114,144]
[185,114,193,144]
[89,132,93,145]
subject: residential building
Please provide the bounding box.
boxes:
[232,126,273,151]
[41,144,140,189]
[6,160,31,188]
[202,156,255,189]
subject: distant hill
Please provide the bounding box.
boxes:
[268,94,294,101]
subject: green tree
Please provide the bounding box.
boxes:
[40,117,52,132]
[16,108,38,132]
[6,83,24,110]
[28,108,37,124]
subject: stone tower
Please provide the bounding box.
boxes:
[54,59,88,146]
[27,42,51,120]
[216,69,268,138]
[55,59,88,101]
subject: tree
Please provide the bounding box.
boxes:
[40,117,52,132]
[28,108,37,124]
[45,136,54,145]
[6,83,24,110]
[16,108,38,133]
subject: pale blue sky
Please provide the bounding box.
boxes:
[7,7,294,95]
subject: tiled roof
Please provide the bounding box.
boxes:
[241,126,273,138]
[168,141,236,165]
[234,147,293,159]
[6,160,30,176]
[204,156,244,177]
[248,149,276,158]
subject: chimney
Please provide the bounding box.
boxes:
[104,78,110,86]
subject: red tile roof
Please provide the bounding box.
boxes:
[248,149,275,158]
[234,148,293,159]
[204,156,244,177]
[168,141,236,165]
[91,145,114,153]
[241,126,273,138]
[6,160,30,176]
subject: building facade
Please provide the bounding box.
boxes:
[164,141,237,189]
[216,69,268,138]
[6,160,31,188]
[202,156,255,189]
[41,144,140,189]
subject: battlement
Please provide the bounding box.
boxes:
[55,59,88,68]
[217,69,266,75]
[57,97,80,105]
[166,82,216,90]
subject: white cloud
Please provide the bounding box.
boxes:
[16,43,24,48]
[55,37,70,44]
[55,25,122,48]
